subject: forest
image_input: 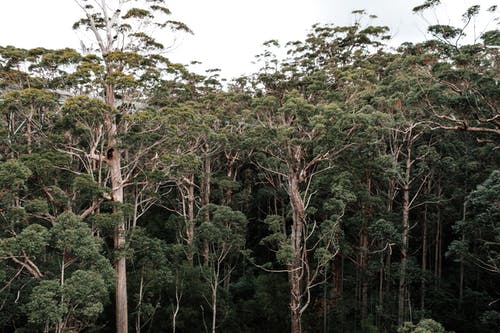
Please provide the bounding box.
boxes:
[0,0,498,332]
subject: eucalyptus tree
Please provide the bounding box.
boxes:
[0,88,57,155]
[71,1,191,331]
[250,90,388,332]
[246,17,395,332]
[448,169,500,281]
[412,1,499,138]
[195,204,247,333]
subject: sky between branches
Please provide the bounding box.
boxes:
[0,0,495,79]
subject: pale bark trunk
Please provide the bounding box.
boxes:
[289,174,304,333]
[26,106,33,154]
[84,4,128,329]
[185,174,195,263]
[434,208,442,282]
[211,281,218,333]
[57,251,66,333]
[136,268,144,333]
[172,277,181,333]
[104,81,128,333]
[202,154,212,265]
[398,137,412,325]
[202,152,211,208]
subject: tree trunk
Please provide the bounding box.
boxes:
[202,152,212,266]
[378,251,384,326]
[224,153,237,205]
[434,207,442,283]
[185,174,195,263]
[171,271,183,333]
[202,150,211,209]
[421,205,428,313]
[289,174,305,333]
[361,173,372,323]
[459,195,467,308]
[111,150,127,333]
[360,222,369,321]
[398,137,412,325]
[26,107,33,154]
[211,280,218,333]
[104,81,128,333]
[136,268,144,333]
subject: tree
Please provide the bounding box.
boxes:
[398,318,449,333]
[448,170,500,274]
[412,2,500,138]
[249,89,379,332]
[195,204,247,333]
[71,1,191,331]
[1,211,113,332]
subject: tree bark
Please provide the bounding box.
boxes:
[289,173,305,333]
[398,135,412,325]
[183,173,195,263]
[420,204,428,312]
[104,81,128,333]
[361,173,372,322]
[110,148,128,333]
[360,222,369,321]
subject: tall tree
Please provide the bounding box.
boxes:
[72,1,190,331]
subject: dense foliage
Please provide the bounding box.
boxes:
[0,1,498,332]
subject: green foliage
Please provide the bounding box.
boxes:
[63,270,108,320]
[196,204,247,249]
[0,160,32,190]
[0,4,499,333]
[481,30,500,45]
[449,170,500,273]
[26,279,66,327]
[398,318,449,333]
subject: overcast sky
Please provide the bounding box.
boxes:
[0,0,495,79]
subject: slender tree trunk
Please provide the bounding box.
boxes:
[385,246,391,310]
[202,152,212,265]
[377,251,384,326]
[323,271,328,333]
[361,173,372,323]
[202,150,211,209]
[26,108,33,154]
[434,207,442,283]
[136,268,144,333]
[398,137,412,325]
[172,271,183,333]
[224,153,237,205]
[184,174,195,263]
[386,178,394,318]
[211,280,218,333]
[57,251,66,333]
[360,222,369,321]
[289,174,305,333]
[334,254,343,300]
[421,205,428,313]
[459,196,467,308]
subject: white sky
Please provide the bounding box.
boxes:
[0,0,496,80]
